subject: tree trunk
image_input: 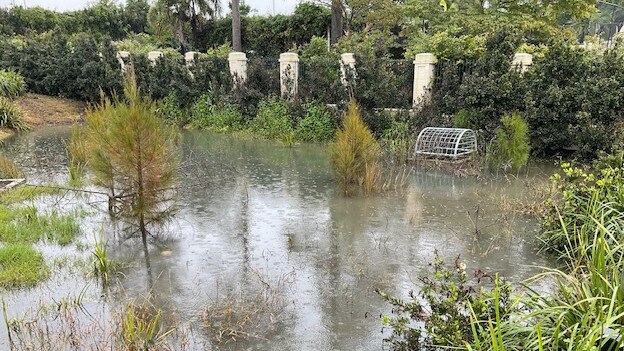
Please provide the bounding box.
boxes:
[177,12,186,53]
[231,0,242,51]
[330,0,343,45]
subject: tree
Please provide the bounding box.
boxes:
[124,0,150,34]
[232,0,242,51]
[149,0,221,51]
[330,0,343,44]
[76,71,179,246]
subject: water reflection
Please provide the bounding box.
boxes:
[2,128,556,350]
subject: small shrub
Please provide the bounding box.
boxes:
[250,97,292,140]
[0,97,28,131]
[295,101,336,142]
[156,93,187,125]
[378,253,514,350]
[190,94,244,132]
[0,70,26,98]
[453,109,484,130]
[329,100,380,194]
[380,118,412,164]
[490,112,530,171]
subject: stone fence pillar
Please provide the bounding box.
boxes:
[185,51,198,66]
[116,51,130,73]
[512,53,533,73]
[228,52,248,84]
[413,53,437,107]
[147,51,163,66]
[279,52,299,98]
[340,53,356,86]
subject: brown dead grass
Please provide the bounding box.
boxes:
[0,94,86,142]
[14,93,86,126]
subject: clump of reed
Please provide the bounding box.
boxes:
[120,303,174,350]
[202,269,294,343]
[0,154,21,178]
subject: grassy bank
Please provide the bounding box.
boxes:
[0,187,81,288]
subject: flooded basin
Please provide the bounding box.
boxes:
[0,126,555,350]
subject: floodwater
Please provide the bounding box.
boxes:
[1,126,556,350]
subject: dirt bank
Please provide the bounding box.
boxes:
[0,94,85,142]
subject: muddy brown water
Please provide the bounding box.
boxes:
[0,126,556,350]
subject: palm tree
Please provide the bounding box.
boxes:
[330,0,343,44]
[232,0,242,51]
[151,0,221,52]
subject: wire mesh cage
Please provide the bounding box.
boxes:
[414,127,477,159]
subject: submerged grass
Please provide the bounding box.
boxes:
[0,185,62,204]
[0,244,48,288]
[0,206,80,245]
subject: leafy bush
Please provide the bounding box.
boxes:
[329,100,380,193]
[489,112,530,171]
[0,69,26,98]
[295,101,337,142]
[378,253,514,350]
[190,94,244,132]
[351,55,414,110]
[0,97,28,131]
[250,97,292,140]
[525,42,624,158]
[299,56,345,105]
[156,93,187,125]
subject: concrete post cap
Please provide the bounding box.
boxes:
[228,52,247,61]
[279,52,299,62]
[185,51,198,61]
[414,53,437,64]
[341,53,356,64]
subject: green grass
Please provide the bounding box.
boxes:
[0,186,62,204]
[0,206,80,245]
[0,244,48,288]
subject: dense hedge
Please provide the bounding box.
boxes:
[430,31,624,158]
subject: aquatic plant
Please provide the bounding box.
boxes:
[202,268,294,343]
[121,303,174,351]
[0,97,29,132]
[0,70,26,98]
[92,238,117,286]
[329,100,380,194]
[542,152,624,262]
[0,205,81,245]
[0,244,48,288]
